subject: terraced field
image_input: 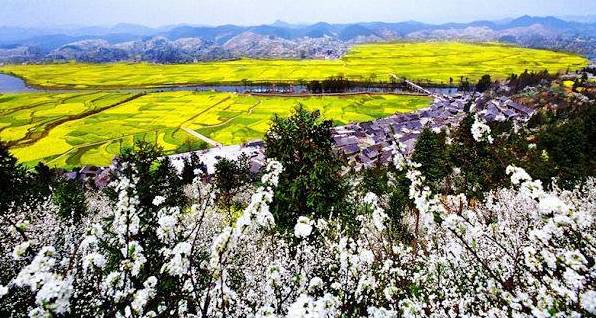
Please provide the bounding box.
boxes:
[0,91,430,168]
[0,42,587,89]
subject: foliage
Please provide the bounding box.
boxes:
[411,126,450,193]
[180,151,206,185]
[475,74,492,93]
[115,140,187,209]
[51,178,87,224]
[535,105,596,188]
[265,105,349,229]
[444,114,507,198]
[213,154,252,212]
[508,69,555,93]
[0,141,51,215]
[0,147,594,317]
[306,76,353,93]
[357,164,414,243]
[0,141,32,214]
[0,92,594,316]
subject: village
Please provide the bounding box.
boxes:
[71,87,536,188]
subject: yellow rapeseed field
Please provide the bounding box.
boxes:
[0,42,587,89]
[1,91,431,168]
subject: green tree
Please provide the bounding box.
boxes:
[213,155,252,214]
[265,105,348,229]
[52,178,87,224]
[411,127,450,193]
[537,106,594,188]
[180,152,205,185]
[448,114,507,199]
[107,140,190,311]
[359,165,413,243]
[0,142,51,214]
[475,74,492,93]
[0,142,30,216]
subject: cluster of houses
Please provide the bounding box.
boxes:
[69,92,535,187]
[331,92,533,169]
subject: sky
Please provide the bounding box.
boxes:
[1,0,596,27]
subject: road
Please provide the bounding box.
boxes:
[181,127,223,147]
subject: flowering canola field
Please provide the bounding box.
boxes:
[0,42,587,89]
[0,91,430,168]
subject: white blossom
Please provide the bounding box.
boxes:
[581,290,596,314]
[294,216,313,239]
[152,195,166,206]
[0,285,8,298]
[12,240,32,259]
[471,115,494,143]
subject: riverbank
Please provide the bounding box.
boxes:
[0,72,461,96]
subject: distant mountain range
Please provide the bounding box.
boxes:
[0,16,594,64]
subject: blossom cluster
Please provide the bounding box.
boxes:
[471,115,494,144]
[0,156,594,317]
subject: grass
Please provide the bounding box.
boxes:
[0,42,587,89]
[1,91,431,168]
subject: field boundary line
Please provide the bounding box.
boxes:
[179,95,232,127]
[199,100,262,130]
[45,127,166,165]
[10,92,145,148]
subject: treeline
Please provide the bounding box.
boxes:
[508,69,555,93]
[306,76,354,93]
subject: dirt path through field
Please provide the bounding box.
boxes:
[181,127,222,147]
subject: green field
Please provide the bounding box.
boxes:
[0,42,587,89]
[0,91,430,168]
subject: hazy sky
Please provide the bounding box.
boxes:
[2,0,596,27]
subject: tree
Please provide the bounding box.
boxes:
[265,105,348,229]
[358,165,414,243]
[180,152,206,185]
[411,127,450,192]
[475,74,492,93]
[213,154,252,213]
[0,141,49,214]
[32,162,54,198]
[537,106,594,188]
[307,80,322,94]
[105,140,190,312]
[458,77,471,92]
[447,114,507,199]
[0,141,30,215]
[52,178,87,224]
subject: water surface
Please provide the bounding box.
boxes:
[0,73,38,92]
[0,73,459,96]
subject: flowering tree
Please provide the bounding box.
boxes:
[0,122,594,317]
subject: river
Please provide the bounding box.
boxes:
[0,73,38,92]
[0,73,459,95]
